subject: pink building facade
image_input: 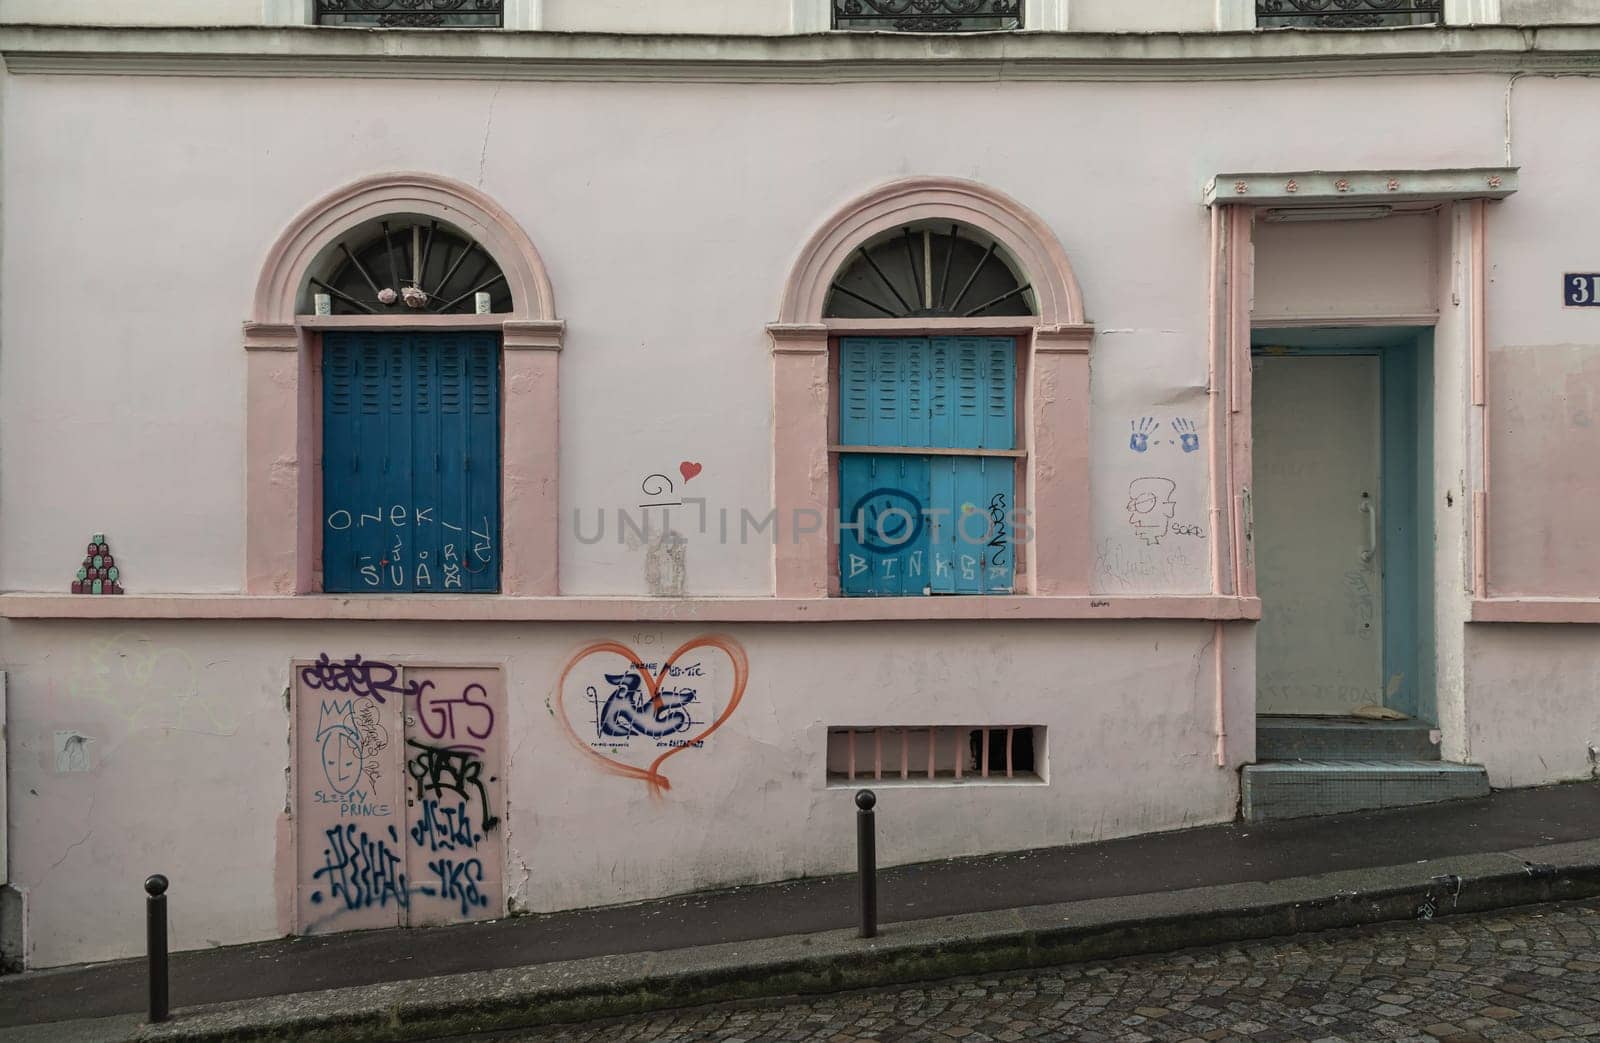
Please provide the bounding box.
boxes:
[2,2,1599,969]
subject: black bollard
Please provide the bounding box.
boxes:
[856,789,877,939]
[145,874,169,1023]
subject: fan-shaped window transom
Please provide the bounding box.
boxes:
[825,223,1036,320]
[303,215,513,316]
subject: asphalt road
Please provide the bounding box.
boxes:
[472,898,1600,1043]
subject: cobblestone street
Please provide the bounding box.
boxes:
[495,900,1600,1043]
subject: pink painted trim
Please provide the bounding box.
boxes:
[0,593,1261,623]
[253,172,555,325]
[772,178,1094,597]
[245,172,562,596]
[1470,598,1600,624]
[1470,199,1490,598]
[1223,206,1255,599]
[778,178,1086,327]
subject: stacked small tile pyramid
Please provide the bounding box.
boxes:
[72,534,124,595]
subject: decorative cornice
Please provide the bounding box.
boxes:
[1033,324,1096,352]
[8,24,1600,83]
[767,324,830,353]
[502,319,565,350]
[242,322,299,350]
[1206,167,1519,206]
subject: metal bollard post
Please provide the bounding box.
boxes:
[145,874,170,1023]
[856,789,877,939]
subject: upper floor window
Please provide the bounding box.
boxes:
[1256,0,1441,28]
[315,0,505,28]
[833,0,1022,32]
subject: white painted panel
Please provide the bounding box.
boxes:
[1253,214,1439,324]
[1068,0,1218,32]
[1254,355,1384,715]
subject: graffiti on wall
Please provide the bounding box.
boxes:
[296,659,504,934]
[555,635,748,798]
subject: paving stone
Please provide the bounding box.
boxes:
[495,900,1600,1043]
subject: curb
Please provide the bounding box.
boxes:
[21,839,1600,1043]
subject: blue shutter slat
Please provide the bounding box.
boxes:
[437,336,470,592]
[839,453,929,597]
[322,337,358,592]
[840,339,873,446]
[411,338,442,592]
[980,457,1016,594]
[464,333,500,592]
[356,335,392,590]
[983,338,1015,451]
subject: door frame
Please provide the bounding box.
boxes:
[1249,329,1435,724]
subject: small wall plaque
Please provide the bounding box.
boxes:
[70,533,124,594]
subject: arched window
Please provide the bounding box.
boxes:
[304,216,513,316]
[825,223,1036,320]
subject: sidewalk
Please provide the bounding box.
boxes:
[3,781,1599,1042]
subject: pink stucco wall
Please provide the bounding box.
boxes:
[3,66,1599,970]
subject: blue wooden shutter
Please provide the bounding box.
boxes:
[839,336,1014,597]
[323,331,499,593]
[839,338,931,596]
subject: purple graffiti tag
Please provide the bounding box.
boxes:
[309,823,409,912]
[299,654,424,705]
[415,681,496,744]
[427,858,489,917]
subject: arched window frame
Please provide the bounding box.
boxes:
[769,177,1094,598]
[244,171,563,596]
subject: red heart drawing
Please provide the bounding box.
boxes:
[679,461,703,483]
[555,634,748,799]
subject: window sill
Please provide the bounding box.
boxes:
[1471,598,1600,624]
[0,593,1260,623]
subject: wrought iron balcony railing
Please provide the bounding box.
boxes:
[833,0,1022,33]
[1256,0,1443,28]
[315,0,504,28]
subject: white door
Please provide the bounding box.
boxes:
[1253,354,1383,715]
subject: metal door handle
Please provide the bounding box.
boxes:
[1360,496,1377,564]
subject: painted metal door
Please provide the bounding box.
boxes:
[294,658,504,934]
[1253,355,1384,714]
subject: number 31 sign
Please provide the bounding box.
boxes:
[1565,273,1600,307]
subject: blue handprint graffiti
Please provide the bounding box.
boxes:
[1172,418,1200,453]
[593,671,698,739]
[1129,417,1159,453]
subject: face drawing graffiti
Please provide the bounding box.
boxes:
[1127,477,1177,545]
[321,728,364,795]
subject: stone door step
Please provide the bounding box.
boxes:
[1256,715,1441,762]
[1242,760,1489,822]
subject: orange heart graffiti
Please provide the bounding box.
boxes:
[555,634,748,798]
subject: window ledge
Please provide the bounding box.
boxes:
[1471,597,1600,624]
[0,593,1260,623]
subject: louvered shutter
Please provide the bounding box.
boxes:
[323,331,500,593]
[839,336,1014,597]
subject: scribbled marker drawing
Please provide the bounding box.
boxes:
[1127,476,1177,545]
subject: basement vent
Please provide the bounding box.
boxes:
[826,726,1043,786]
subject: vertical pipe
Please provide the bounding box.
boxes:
[145,875,170,1024]
[1005,726,1015,779]
[926,728,936,780]
[900,728,909,780]
[873,728,883,781]
[856,790,877,939]
[980,726,991,779]
[847,729,856,782]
